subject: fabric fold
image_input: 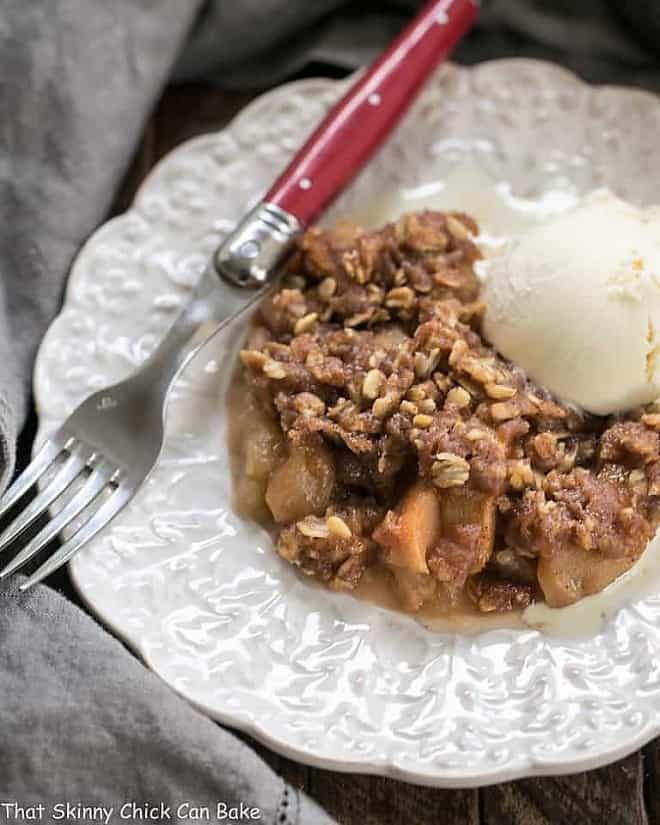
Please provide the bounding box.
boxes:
[0,576,335,823]
[0,0,202,486]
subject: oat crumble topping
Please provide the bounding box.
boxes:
[232,211,660,613]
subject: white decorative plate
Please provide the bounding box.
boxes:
[34,60,660,787]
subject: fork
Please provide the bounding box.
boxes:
[0,263,265,590]
[0,0,476,590]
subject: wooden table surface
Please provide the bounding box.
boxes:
[115,80,660,825]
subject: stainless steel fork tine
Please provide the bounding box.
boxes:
[0,447,91,553]
[19,485,133,591]
[0,439,63,520]
[0,462,114,581]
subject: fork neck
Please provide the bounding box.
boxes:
[138,200,301,396]
[138,264,260,397]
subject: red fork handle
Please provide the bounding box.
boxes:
[265,0,478,227]
[214,0,477,289]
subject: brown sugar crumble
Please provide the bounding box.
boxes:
[232,211,660,614]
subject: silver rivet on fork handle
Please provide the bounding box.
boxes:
[213,201,302,289]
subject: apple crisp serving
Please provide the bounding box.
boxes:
[232,211,660,614]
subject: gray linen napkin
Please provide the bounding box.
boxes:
[1,0,659,819]
[0,576,331,824]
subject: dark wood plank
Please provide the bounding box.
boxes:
[481,753,647,825]
[644,743,660,825]
[308,772,478,825]
[151,82,253,162]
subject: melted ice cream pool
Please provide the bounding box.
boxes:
[341,162,660,638]
[339,161,578,258]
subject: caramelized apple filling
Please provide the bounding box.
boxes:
[232,212,660,614]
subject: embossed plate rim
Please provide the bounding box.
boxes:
[33,58,660,787]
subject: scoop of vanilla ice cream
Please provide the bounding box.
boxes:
[481,190,660,415]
